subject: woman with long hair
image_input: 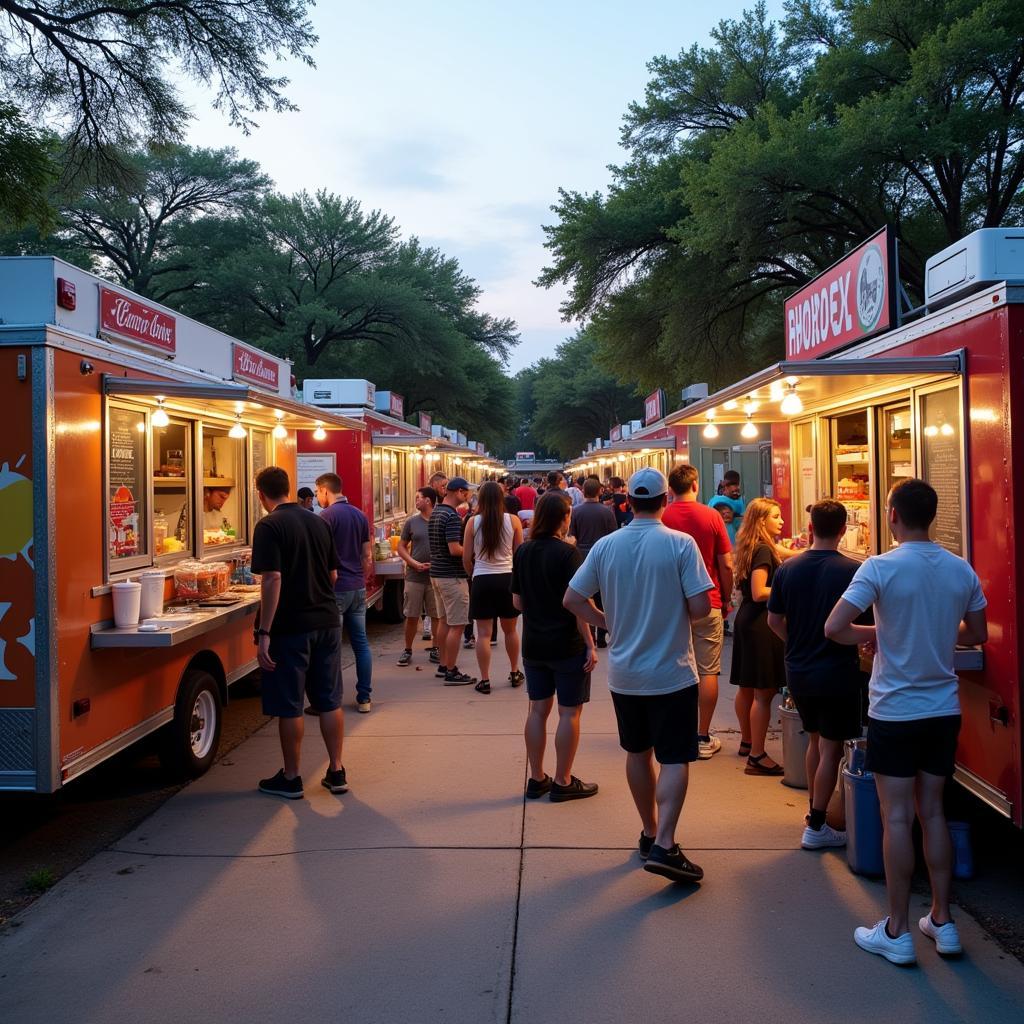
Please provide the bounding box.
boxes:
[511,490,599,801]
[729,497,796,776]
[462,481,524,694]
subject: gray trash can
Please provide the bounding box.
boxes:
[780,700,808,789]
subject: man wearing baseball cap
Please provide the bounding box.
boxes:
[565,466,714,884]
[428,476,477,685]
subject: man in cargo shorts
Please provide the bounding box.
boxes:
[251,466,348,799]
[826,479,987,965]
[397,486,441,665]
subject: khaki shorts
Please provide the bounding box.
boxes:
[691,609,724,677]
[431,576,470,627]
[403,579,439,620]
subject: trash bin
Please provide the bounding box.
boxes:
[780,699,808,789]
[948,820,974,880]
[843,756,885,877]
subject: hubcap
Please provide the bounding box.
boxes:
[189,690,217,760]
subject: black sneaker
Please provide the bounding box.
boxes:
[643,843,703,883]
[526,774,552,799]
[550,776,599,802]
[428,646,440,663]
[258,769,303,800]
[321,767,348,793]
[638,832,655,861]
[474,679,491,694]
[508,670,525,688]
[397,649,413,666]
[435,664,448,678]
[444,669,476,686]
[463,636,476,649]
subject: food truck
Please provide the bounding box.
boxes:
[296,381,503,621]
[662,227,1024,825]
[0,257,360,792]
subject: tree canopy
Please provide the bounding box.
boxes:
[539,0,1024,393]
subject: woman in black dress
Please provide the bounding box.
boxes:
[730,498,795,776]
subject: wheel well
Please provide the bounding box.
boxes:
[182,651,227,707]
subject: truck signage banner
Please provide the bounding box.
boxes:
[785,227,895,360]
[644,388,666,425]
[515,451,535,461]
[610,424,622,443]
[232,343,280,390]
[418,412,432,433]
[388,392,405,418]
[99,287,176,354]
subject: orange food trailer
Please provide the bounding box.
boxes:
[0,257,359,792]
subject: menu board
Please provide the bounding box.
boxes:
[920,388,963,556]
[251,429,270,522]
[107,404,147,562]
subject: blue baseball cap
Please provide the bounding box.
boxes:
[627,467,668,498]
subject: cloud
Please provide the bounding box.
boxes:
[353,134,461,192]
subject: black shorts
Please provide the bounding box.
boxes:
[611,686,699,764]
[791,690,863,742]
[866,714,961,778]
[261,628,343,718]
[524,652,591,707]
[468,572,519,620]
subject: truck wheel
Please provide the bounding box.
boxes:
[380,580,405,624]
[158,669,223,779]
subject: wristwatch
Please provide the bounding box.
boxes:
[255,628,271,638]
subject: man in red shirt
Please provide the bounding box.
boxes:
[513,477,538,512]
[663,464,734,758]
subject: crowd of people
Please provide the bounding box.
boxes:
[247,459,987,968]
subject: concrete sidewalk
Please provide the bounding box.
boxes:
[3,629,1023,1023]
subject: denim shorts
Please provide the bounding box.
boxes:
[261,627,343,718]
[524,651,591,707]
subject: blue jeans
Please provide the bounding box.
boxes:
[336,589,372,703]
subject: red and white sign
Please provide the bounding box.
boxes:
[515,451,535,461]
[418,412,432,433]
[232,343,281,390]
[644,389,665,425]
[610,424,622,443]
[99,286,176,354]
[388,392,405,418]
[785,227,894,361]
[476,442,485,455]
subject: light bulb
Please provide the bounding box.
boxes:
[703,415,719,439]
[741,415,758,439]
[313,423,327,441]
[780,384,803,416]
[229,415,247,439]
[273,413,287,439]
[152,399,169,428]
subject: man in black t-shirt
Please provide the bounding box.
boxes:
[767,499,865,850]
[250,466,348,800]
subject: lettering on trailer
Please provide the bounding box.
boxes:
[644,389,666,426]
[785,227,894,360]
[232,343,281,390]
[418,412,432,433]
[99,287,176,354]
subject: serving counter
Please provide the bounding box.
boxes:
[90,593,261,649]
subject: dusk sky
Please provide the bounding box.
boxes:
[182,1,787,373]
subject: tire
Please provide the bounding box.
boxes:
[158,669,223,779]
[380,580,404,624]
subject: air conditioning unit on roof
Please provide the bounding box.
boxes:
[925,228,1024,309]
[303,378,375,408]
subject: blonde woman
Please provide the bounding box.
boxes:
[730,497,796,775]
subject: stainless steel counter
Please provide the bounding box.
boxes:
[90,593,260,648]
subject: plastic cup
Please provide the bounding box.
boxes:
[112,581,142,628]
[139,572,165,619]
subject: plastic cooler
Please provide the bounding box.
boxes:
[842,739,885,877]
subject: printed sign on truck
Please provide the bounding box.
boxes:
[785,227,895,360]
[232,343,281,390]
[99,286,176,354]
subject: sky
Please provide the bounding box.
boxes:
[182,1,787,374]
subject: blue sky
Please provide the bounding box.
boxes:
[183,1,787,373]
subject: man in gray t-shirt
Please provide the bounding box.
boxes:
[396,487,441,666]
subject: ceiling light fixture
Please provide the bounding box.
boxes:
[741,413,758,439]
[273,411,287,439]
[780,383,803,416]
[703,412,719,440]
[312,422,327,441]
[152,397,169,428]
[229,414,247,439]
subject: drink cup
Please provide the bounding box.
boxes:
[139,572,165,619]
[112,581,142,628]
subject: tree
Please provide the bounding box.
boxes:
[529,331,644,459]
[540,0,1024,389]
[0,103,56,230]
[0,0,316,224]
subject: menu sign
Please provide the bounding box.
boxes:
[418,412,432,433]
[644,389,666,426]
[233,343,281,390]
[610,424,622,443]
[785,227,895,360]
[99,287,176,354]
[920,388,964,556]
[107,404,147,562]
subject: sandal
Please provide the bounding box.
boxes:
[474,679,491,694]
[745,753,784,776]
[737,741,752,757]
[508,670,525,688]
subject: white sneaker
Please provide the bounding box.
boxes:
[356,700,372,714]
[919,914,962,955]
[854,918,916,965]
[697,734,722,759]
[801,823,848,850]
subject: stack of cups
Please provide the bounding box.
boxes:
[111,581,142,628]
[139,571,166,619]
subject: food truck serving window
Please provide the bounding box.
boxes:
[153,418,193,559]
[106,402,150,571]
[202,425,247,548]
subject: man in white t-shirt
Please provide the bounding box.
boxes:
[565,467,714,884]
[825,478,987,966]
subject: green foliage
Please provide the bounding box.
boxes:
[528,331,645,459]
[24,868,55,895]
[0,105,58,231]
[541,0,1024,389]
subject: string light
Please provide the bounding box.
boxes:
[152,397,169,428]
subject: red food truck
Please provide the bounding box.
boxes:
[661,227,1024,825]
[296,380,503,621]
[0,257,360,792]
